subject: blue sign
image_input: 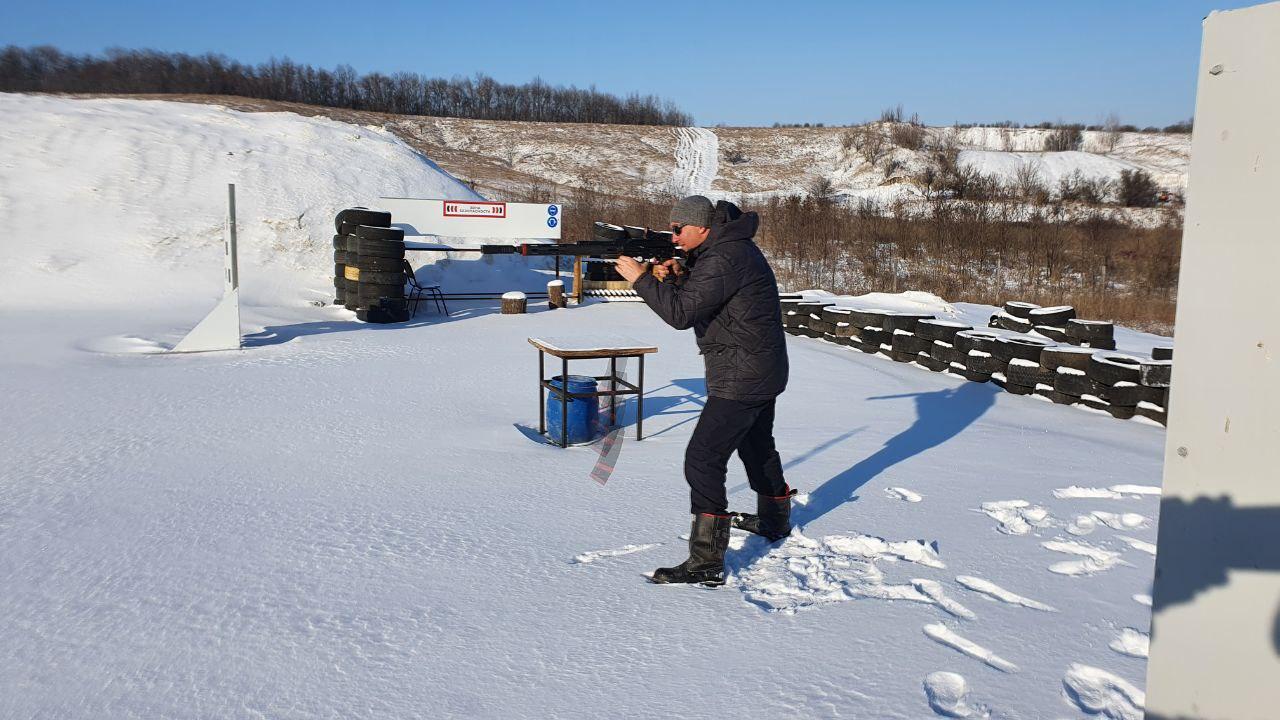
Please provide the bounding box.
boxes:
[547,217,558,228]
[547,205,558,216]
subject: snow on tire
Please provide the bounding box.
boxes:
[1006,359,1055,387]
[953,330,1001,355]
[353,225,405,242]
[1003,300,1040,319]
[1102,382,1143,407]
[1033,325,1069,342]
[1087,353,1143,385]
[891,332,931,355]
[915,319,971,343]
[334,206,391,232]
[883,313,935,334]
[1027,305,1076,326]
[1054,370,1103,397]
[849,309,890,328]
[965,352,1004,375]
[1066,319,1115,344]
[1041,346,1096,372]
[1139,360,1172,388]
[994,336,1055,364]
[995,314,1034,333]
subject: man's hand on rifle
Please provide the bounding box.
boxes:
[614,256,650,283]
[651,258,685,282]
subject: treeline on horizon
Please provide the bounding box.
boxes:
[0,46,694,127]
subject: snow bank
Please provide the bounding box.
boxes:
[0,94,481,310]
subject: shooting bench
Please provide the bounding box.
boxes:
[528,336,658,448]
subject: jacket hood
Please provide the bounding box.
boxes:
[695,201,759,256]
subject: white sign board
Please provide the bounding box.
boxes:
[378,198,562,240]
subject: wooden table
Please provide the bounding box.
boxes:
[527,336,659,447]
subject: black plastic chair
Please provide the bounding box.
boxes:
[403,259,448,316]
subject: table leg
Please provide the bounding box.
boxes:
[609,356,617,427]
[561,357,569,448]
[637,354,645,441]
[538,350,545,436]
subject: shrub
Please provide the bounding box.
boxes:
[1058,170,1113,204]
[889,113,927,150]
[1044,125,1084,152]
[1117,169,1160,207]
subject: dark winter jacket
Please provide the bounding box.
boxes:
[633,201,788,401]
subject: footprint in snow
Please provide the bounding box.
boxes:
[1062,663,1145,720]
[731,531,946,614]
[923,671,988,718]
[886,487,923,503]
[1041,539,1126,576]
[1115,536,1156,556]
[922,623,1018,673]
[912,579,976,619]
[954,575,1056,612]
[1109,628,1149,658]
[979,500,1051,535]
[572,543,661,564]
[1067,511,1147,536]
[1053,485,1162,500]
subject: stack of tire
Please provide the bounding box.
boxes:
[884,312,939,363]
[821,306,858,346]
[790,301,833,338]
[334,207,409,324]
[336,207,389,310]
[913,319,973,372]
[989,300,1116,350]
[948,329,1005,382]
[780,295,805,333]
[1077,352,1172,423]
[847,309,892,354]
[1063,319,1116,350]
[995,338,1068,396]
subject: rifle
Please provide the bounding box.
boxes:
[480,223,682,262]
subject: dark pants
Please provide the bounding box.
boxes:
[685,396,788,516]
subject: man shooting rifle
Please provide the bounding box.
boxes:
[614,195,793,587]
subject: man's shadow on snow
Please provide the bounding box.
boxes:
[726,381,999,579]
[794,381,1000,529]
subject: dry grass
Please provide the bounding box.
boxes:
[528,188,1181,334]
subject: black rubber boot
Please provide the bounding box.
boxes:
[651,514,731,587]
[731,489,795,542]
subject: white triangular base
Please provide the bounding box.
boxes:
[171,289,241,353]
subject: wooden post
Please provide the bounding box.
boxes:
[501,291,527,314]
[573,256,583,304]
[547,279,566,309]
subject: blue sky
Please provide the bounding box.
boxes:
[1,0,1259,127]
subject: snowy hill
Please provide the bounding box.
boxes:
[0,95,1165,718]
[0,93,480,312]
[65,94,1189,219]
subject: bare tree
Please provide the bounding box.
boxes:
[1100,112,1123,153]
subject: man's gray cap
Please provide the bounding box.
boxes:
[669,195,715,228]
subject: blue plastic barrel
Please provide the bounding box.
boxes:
[547,375,602,445]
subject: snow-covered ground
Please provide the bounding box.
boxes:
[1,96,1166,718]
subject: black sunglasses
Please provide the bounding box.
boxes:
[669,223,686,235]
